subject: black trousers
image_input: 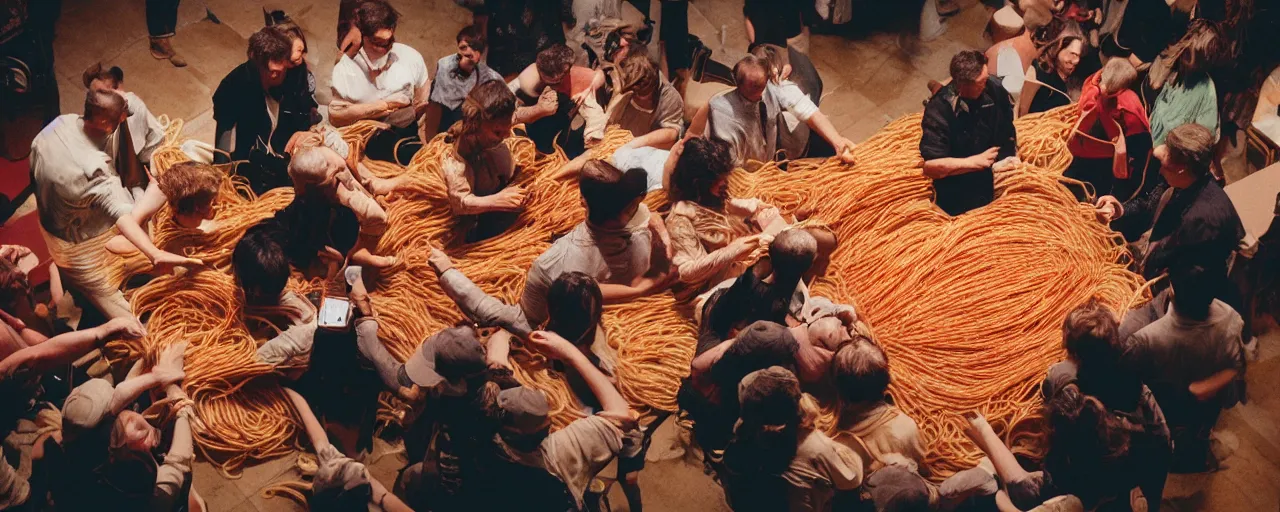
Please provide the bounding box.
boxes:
[366,123,424,166]
[145,0,180,37]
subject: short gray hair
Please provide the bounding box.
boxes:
[287,147,333,185]
[1100,58,1138,94]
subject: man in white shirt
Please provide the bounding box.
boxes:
[329,0,430,165]
[695,55,854,167]
[82,63,165,190]
[31,91,200,320]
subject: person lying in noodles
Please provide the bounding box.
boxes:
[439,80,528,243]
[104,161,222,256]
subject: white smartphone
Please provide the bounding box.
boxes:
[318,297,352,330]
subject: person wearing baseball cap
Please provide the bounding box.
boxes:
[401,326,487,393]
[682,320,799,454]
[445,330,633,511]
[283,388,412,512]
[720,366,862,512]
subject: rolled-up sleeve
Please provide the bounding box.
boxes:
[151,411,193,511]
[337,182,388,238]
[442,154,488,216]
[439,268,534,337]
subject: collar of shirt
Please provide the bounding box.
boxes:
[356,46,400,80]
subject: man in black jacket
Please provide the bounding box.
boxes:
[919,50,1019,216]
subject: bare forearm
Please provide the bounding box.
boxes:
[599,283,648,303]
[370,478,414,512]
[1190,368,1238,401]
[922,157,979,179]
[284,388,330,450]
[110,373,164,414]
[630,128,678,150]
[0,325,105,375]
[329,101,387,127]
[563,348,629,416]
[806,112,844,147]
[514,105,550,125]
[116,216,163,262]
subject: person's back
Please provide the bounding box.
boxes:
[1125,299,1243,394]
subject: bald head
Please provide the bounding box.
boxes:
[84,89,126,122]
[288,147,339,187]
[733,55,769,102]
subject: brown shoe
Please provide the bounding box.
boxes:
[149,37,188,68]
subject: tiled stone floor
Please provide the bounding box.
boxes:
[41,0,1277,510]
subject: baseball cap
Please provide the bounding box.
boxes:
[62,378,114,431]
[497,386,551,435]
[403,326,486,388]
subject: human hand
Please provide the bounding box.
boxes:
[730,234,764,259]
[527,330,581,361]
[0,245,33,264]
[834,138,857,164]
[427,247,453,275]
[317,246,345,265]
[153,341,188,387]
[0,310,25,332]
[571,89,592,107]
[1094,195,1123,222]
[969,147,1000,169]
[380,99,410,117]
[492,186,527,211]
[537,88,559,116]
[151,251,204,275]
[753,206,781,229]
[100,316,147,341]
[992,156,1021,173]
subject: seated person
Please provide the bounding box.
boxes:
[236,224,318,369]
[921,50,1019,216]
[82,63,165,181]
[424,24,503,140]
[106,161,221,255]
[1124,261,1245,472]
[963,300,1171,511]
[429,250,614,377]
[604,47,684,150]
[749,45,856,162]
[440,80,527,242]
[681,320,798,455]
[329,1,430,166]
[269,146,392,273]
[696,229,817,341]
[665,138,780,289]
[283,388,412,511]
[1067,58,1152,202]
[830,337,926,471]
[55,343,191,510]
[213,27,312,194]
[477,330,633,510]
[693,55,852,166]
[1095,124,1244,295]
[32,90,201,321]
[1022,21,1086,117]
[720,366,862,512]
[509,44,607,155]
[519,160,670,326]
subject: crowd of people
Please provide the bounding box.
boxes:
[0,0,1277,510]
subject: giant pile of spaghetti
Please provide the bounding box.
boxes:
[106,104,1146,477]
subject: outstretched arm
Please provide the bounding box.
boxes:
[0,317,144,377]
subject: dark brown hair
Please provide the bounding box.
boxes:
[1164,123,1214,177]
[449,79,516,158]
[535,44,575,79]
[355,0,400,37]
[949,50,988,83]
[248,27,292,67]
[457,24,486,53]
